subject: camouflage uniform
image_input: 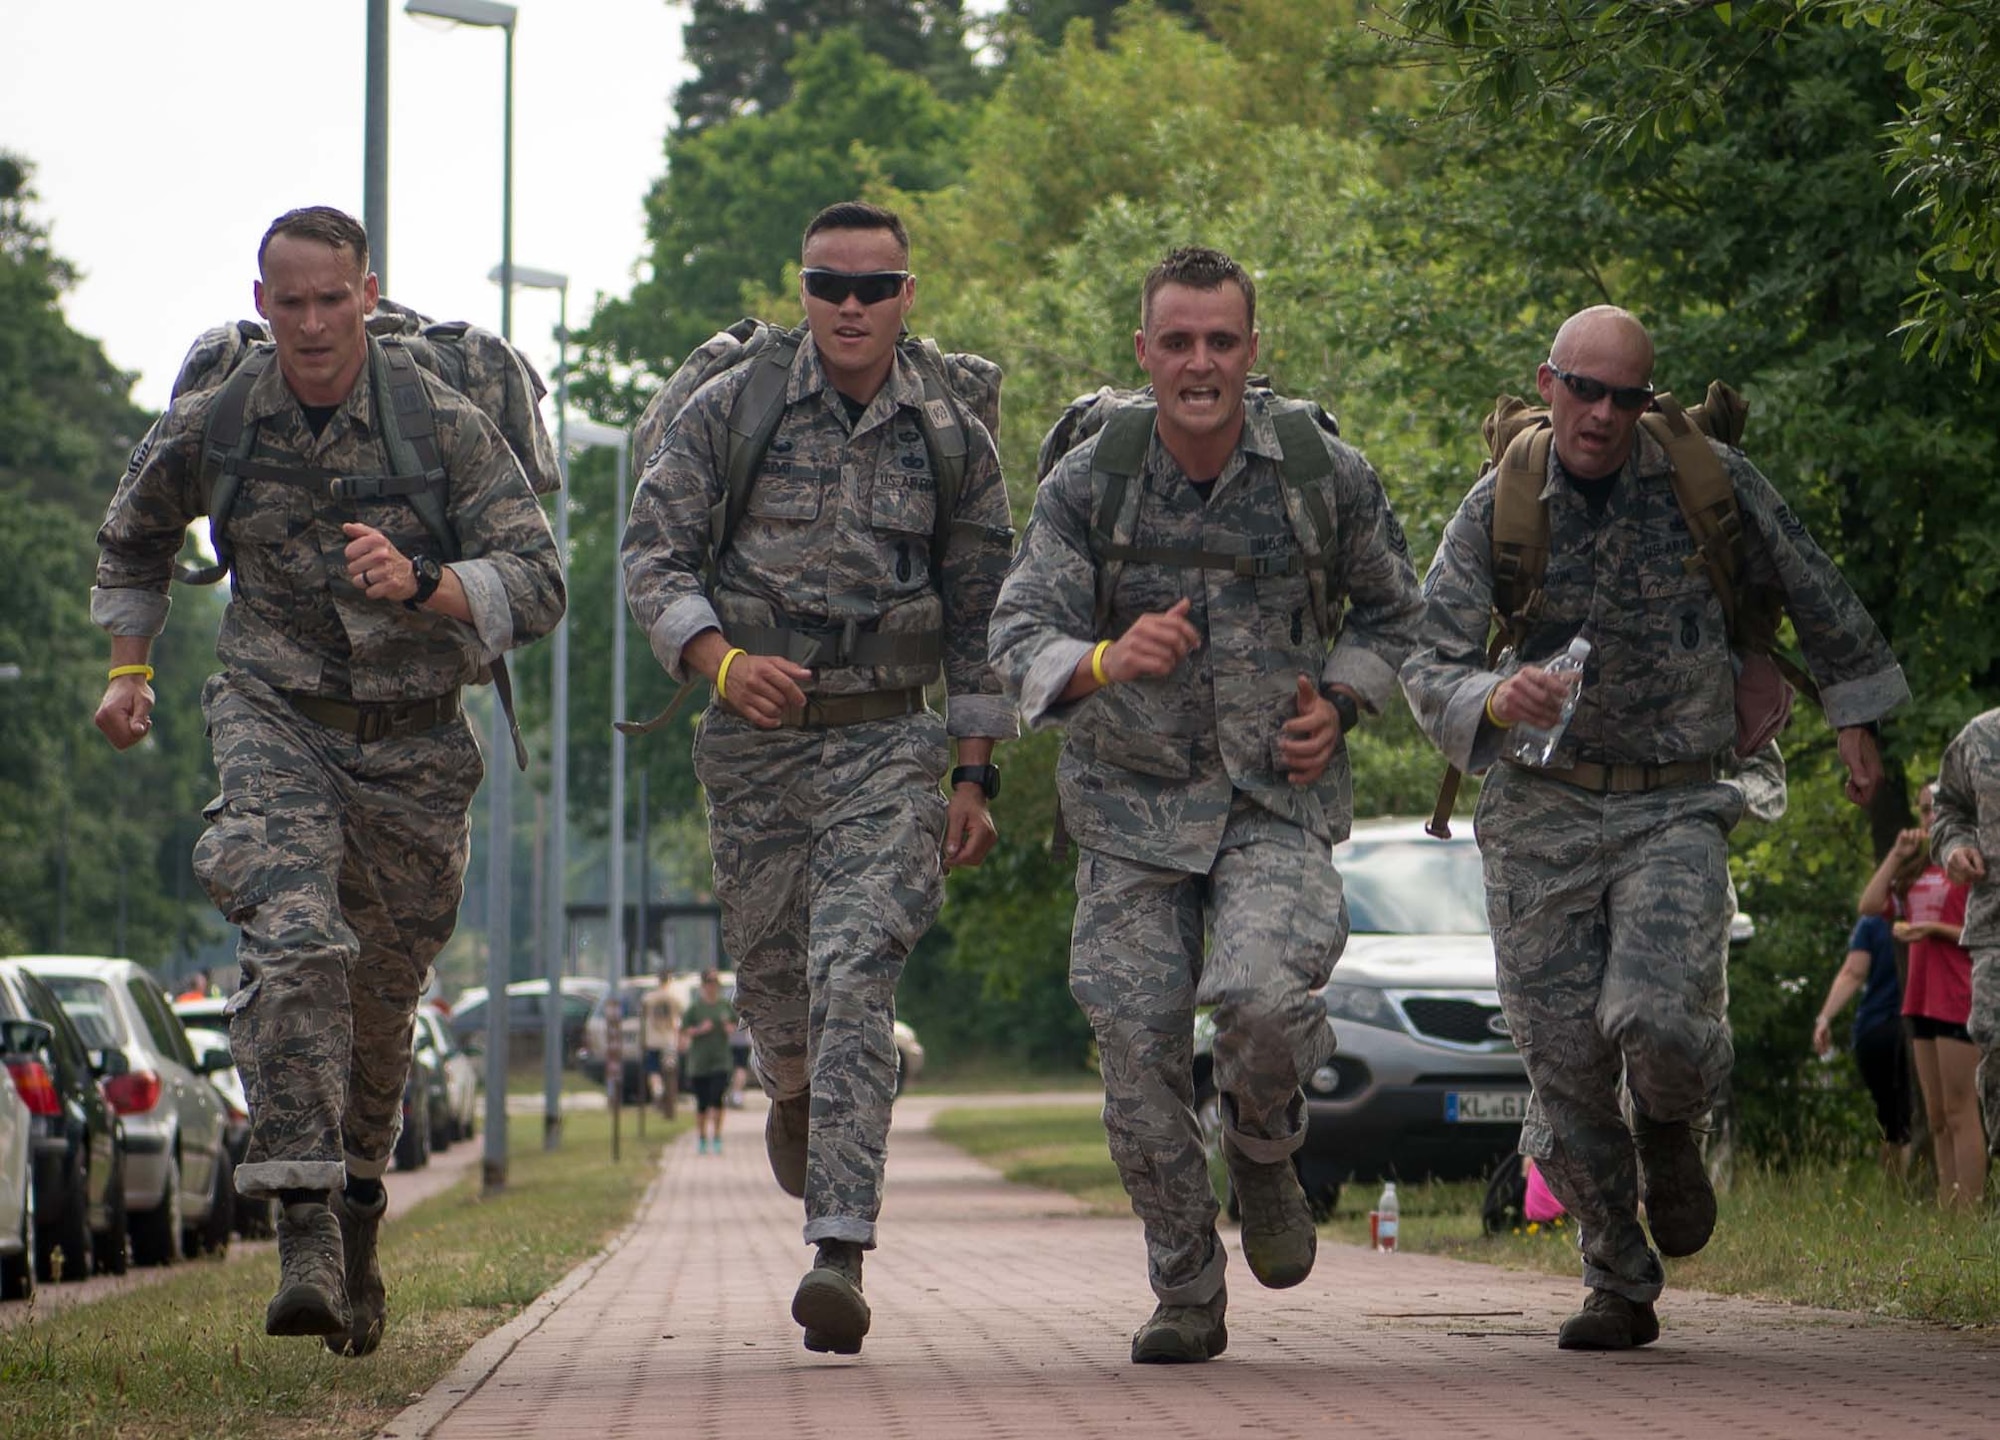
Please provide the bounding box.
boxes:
[1401,428,1906,1303]
[621,335,1013,1248]
[988,396,1423,1306]
[93,351,564,1197]
[1929,710,2000,1151]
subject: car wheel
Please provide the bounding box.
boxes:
[200,1147,234,1256]
[130,1154,183,1268]
[394,1094,430,1171]
[94,1150,130,1275]
[1,1179,33,1302]
[49,1152,95,1283]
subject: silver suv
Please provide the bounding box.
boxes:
[19,957,231,1266]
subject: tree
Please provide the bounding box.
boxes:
[674,0,979,134]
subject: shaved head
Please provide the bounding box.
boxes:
[1536,306,1657,480]
[1548,305,1653,380]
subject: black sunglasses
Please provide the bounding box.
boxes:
[801,268,911,306]
[1548,364,1654,413]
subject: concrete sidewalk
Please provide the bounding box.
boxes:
[390,1092,2000,1440]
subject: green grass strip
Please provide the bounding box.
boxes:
[0,1108,676,1440]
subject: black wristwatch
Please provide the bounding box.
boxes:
[951,764,1000,799]
[405,553,444,611]
[1324,688,1361,736]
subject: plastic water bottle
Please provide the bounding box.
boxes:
[1373,1181,1399,1253]
[1505,636,1593,767]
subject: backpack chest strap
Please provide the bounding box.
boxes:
[221,456,442,501]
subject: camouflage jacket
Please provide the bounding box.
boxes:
[621,335,1016,739]
[989,395,1425,873]
[92,357,564,703]
[1400,427,1908,775]
[1931,708,2000,951]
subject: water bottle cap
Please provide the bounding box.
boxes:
[1566,636,1593,660]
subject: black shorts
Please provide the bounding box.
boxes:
[1852,1021,1913,1145]
[1909,1015,1974,1044]
[690,1072,730,1113]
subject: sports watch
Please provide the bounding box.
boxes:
[405,553,445,611]
[1324,688,1361,736]
[950,764,1001,799]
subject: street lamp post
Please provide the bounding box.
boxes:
[493,262,570,1150]
[407,0,519,1198]
[568,417,631,1157]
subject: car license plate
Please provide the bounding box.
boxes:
[1445,1090,1527,1123]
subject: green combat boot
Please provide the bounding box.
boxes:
[1634,1116,1716,1258]
[792,1240,870,1354]
[1131,1286,1229,1364]
[1556,1288,1660,1351]
[325,1187,388,1358]
[266,1202,350,1338]
[1225,1144,1316,1289]
[766,1093,810,1199]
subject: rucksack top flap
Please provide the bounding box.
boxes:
[635,318,789,477]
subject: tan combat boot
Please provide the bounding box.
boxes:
[1634,1116,1716,1258]
[1131,1286,1229,1364]
[765,1092,809,1199]
[266,1201,350,1338]
[792,1239,870,1354]
[1556,1288,1660,1350]
[1225,1144,1317,1289]
[326,1187,388,1357]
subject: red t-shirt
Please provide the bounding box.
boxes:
[1897,866,1972,1025]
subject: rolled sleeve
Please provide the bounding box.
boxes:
[1322,644,1399,716]
[90,585,172,638]
[944,692,1017,740]
[650,594,724,683]
[450,557,514,661]
[1819,669,1912,730]
[1014,636,1095,731]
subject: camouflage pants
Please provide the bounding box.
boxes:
[1969,949,2000,1156]
[1071,798,1346,1306]
[1476,767,1742,1304]
[192,671,480,1198]
[694,708,948,1248]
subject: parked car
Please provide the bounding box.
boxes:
[395,1015,440,1171]
[415,1006,478,1146]
[170,997,275,1240]
[19,957,232,1266]
[0,1019,34,1300]
[2,961,129,1277]
[447,976,607,1077]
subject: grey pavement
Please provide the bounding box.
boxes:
[390,1090,2000,1440]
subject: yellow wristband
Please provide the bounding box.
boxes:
[1090,640,1113,687]
[1485,686,1513,729]
[108,664,155,683]
[714,647,747,701]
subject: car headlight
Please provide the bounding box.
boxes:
[1322,982,1396,1030]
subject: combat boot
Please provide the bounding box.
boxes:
[765,1092,809,1199]
[325,1186,388,1358]
[792,1240,870,1354]
[1130,1286,1229,1364]
[266,1201,350,1338]
[1225,1145,1316,1289]
[1556,1288,1660,1350]
[1634,1116,1716,1258]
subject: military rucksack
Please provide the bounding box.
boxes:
[1035,383,1345,643]
[1426,380,1811,837]
[615,318,1003,738]
[167,299,562,770]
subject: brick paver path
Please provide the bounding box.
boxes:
[399,1093,2000,1439]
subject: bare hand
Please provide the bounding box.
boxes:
[1278,675,1341,786]
[1892,920,1919,944]
[942,788,998,870]
[1103,598,1201,683]
[94,675,155,750]
[1889,826,1925,862]
[1946,845,1988,886]
[1811,1015,1833,1056]
[1837,725,1884,808]
[717,652,811,729]
[342,522,417,602]
[1489,666,1571,730]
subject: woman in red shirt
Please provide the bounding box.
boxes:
[1860,784,1983,1208]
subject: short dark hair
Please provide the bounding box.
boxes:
[802,201,910,260]
[1141,245,1256,333]
[258,206,370,273]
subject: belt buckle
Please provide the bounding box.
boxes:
[355,707,391,744]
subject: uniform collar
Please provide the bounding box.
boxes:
[1536,421,1670,503]
[789,331,925,429]
[1147,391,1280,497]
[242,344,378,438]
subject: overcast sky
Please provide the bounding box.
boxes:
[1,0,690,413]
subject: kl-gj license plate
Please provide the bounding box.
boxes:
[1445,1090,1528,1123]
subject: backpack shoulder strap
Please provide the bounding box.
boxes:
[1086,405,1155,635]
[1490,424,1553,643]
[1640,395,1741,634]
[1269,405,1339,640]
[182,351,273,586]
[367,336,459,563]
[907,338,970,571]
[713,326,804,563]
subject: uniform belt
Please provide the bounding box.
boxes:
[1534,758,1716,793]
[283,688,462,743]
[733,620,940,669]
[778,687,927,729]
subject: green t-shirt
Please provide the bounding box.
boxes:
[682,994,736,1077]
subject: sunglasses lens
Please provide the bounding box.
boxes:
[1558,369,1652,411]
[1610,387,1651,412]
[1561,373,1609,404]
[803,271,904,305]
[852,274,903,305]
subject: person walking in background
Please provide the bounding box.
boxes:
[682,970,737,1154]
[1812,907,1912,1177]
[1931,715,2000,1193]
[1862,784,1983,1207]
[641,969,684,1120]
